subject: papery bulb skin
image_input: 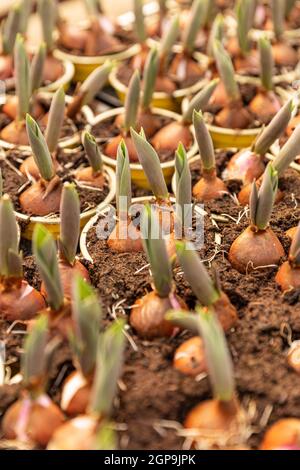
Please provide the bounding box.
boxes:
[0,280,46,321]
[286,226,297,240]
[2,96,44,122]
[215,103,252,129]
[169,53,205,84]
[275,261,300,291]
[107,219,143,253]
[0,121,29,145]
[47,415,98,450]
[213,292,238,332]
[43,55,64,83]
[115,110,161,138]
[151,121,193,153]
[228,226,285,274]
[238,182,283,206]
[20,156,60,181]
[60,371,91,416]
[234,51,259,75]
[260,419,300,450]
[105,135,138,162]
[41,258,90,300]
[209,82,231,108]
[0,55,13,80]
[2,395,65,448]
[154,75,177,94]
[272,43,299,68]
[130,290,187,339]
[174,336,206,376]
[225,149,265,184]
[193,169,228,202]
[58,23,88,51]
[75,167,105,189]
[19,180,62,216]
[248,91,281,124]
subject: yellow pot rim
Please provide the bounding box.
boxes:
[89,106,198,170]
[15,165,116,228]
[54,43,141,66]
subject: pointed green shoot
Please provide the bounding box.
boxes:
[141,204,173,297]
[134,0,146,44]
[82,131,103,174]
[250,163,278,230]
[175,143,192,231]
[0,195,22,278]
[14,34,30,121]
[37,0,57,51]
[165,309,199,333]
[26,114,55,181]
[124,70,140,133]
[130,128,169,201]
[254,99,294,156]
[258,36,274,92]
[45,86,66,154]
[236,0,256,55]
[183,0,209,55]
[33,224,64,312]
[182,79,219,124]
[289,222,300,266]
[22,314,49,391]
[142,47,159,110]
[193,110,215,170]
[79,61,113,107]
[2,2,21,55]
[196,306,235,402]
[159,15,180,63]
[90,320,126,417]
[176,240,220,306]
[207,13,224,58]
[19,0,32,35]
[94,422,117,450]
[71,275,102,377]
[116,140,131,217]
[30,42,47,93]
[272,0,285,40]
[213,40,240,102]
[273,123,300,175]
[59,182,80,266]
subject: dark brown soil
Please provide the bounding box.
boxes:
[0,147,110,215]
[1,149,300,450]
[91,113,183,163]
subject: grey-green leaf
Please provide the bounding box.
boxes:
[116,139,131,216]
[0,195,20,277]
[182,79,219,124]
[193,110,215,170]
[59,182,80,265]
[45,86,66,154]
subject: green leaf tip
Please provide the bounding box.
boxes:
[116,139,131,216]
[250,163,278,230]
[26,114,55,181]
[82,130,103,173]
[193,109,215,170]
[0,194,22,278]
[59,182,80,266]
[213,40,240,102]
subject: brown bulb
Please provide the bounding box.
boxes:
[115,110,161,138]
[248,90,281,124]
[47,415,98,450]
[130,290,187,339]
[151,121,193,153]
[275,261,300,291]
[286,226,297,240]
[61,371,91,416]
[174,336,206,376]
[215,103,252,129]
[2,395,65,448]
[76,167,105,189]
[43,54,64,83]
[228,226,285,273]
[0,54,13,80]
[238,180,283,206]
[272,42,299,68]
[212,292,238,332]
[260,419,300,450]
[107,218,143,253]
[193,169,228,202]
[169,53,205,84]
[234,50,259,74]
[19,179,62,217]
[105,134,139,162]
[2,96,44,122]
[225,149,265,184]
[0,280,46,321]
[58,23,89,51]
[209,82,231,108]
[0,121,29,145]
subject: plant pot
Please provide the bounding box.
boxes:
[15,165,116,240]
[182,78,291,149]
[54,43,141,83]
[88,106,198,189]
[80,195,175,263]
[109,48,210,112]
[0,92,94,152]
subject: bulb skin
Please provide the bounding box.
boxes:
[260,419,300,450]
[275,261,300,291]
[174,336,206,376]
[0,279,46,321]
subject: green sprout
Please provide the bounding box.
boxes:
[0,195,23,279]
[134,0,146,44]
[250,163,278,231]
[82,131,103,174]
[33,224,64,312]
[116,140,131,218]
[124,70,140,133]
[141,204,173,298]
[58,182,80,266]
[89,320,126,417]
[236,0,256,55]
[45,86,66,154]
[207,13,224,58]
[272,123,300,175]
[271,0,285,40]
[159,15,180,67]
[2,1,22,55]
[26,114,55,181]
[71,275,102,378]
[142,47,159,111]
[258,36,274,92]
[130,128,169,201]
[19,0,32,35]
[183,0,209,55]
[193,110,215,170]
[30,42,47,93]
[213,40,240,102]
[175,143,192,232]
[182,78,219,124]
[14,34,30,121]
[38,0,58,51]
